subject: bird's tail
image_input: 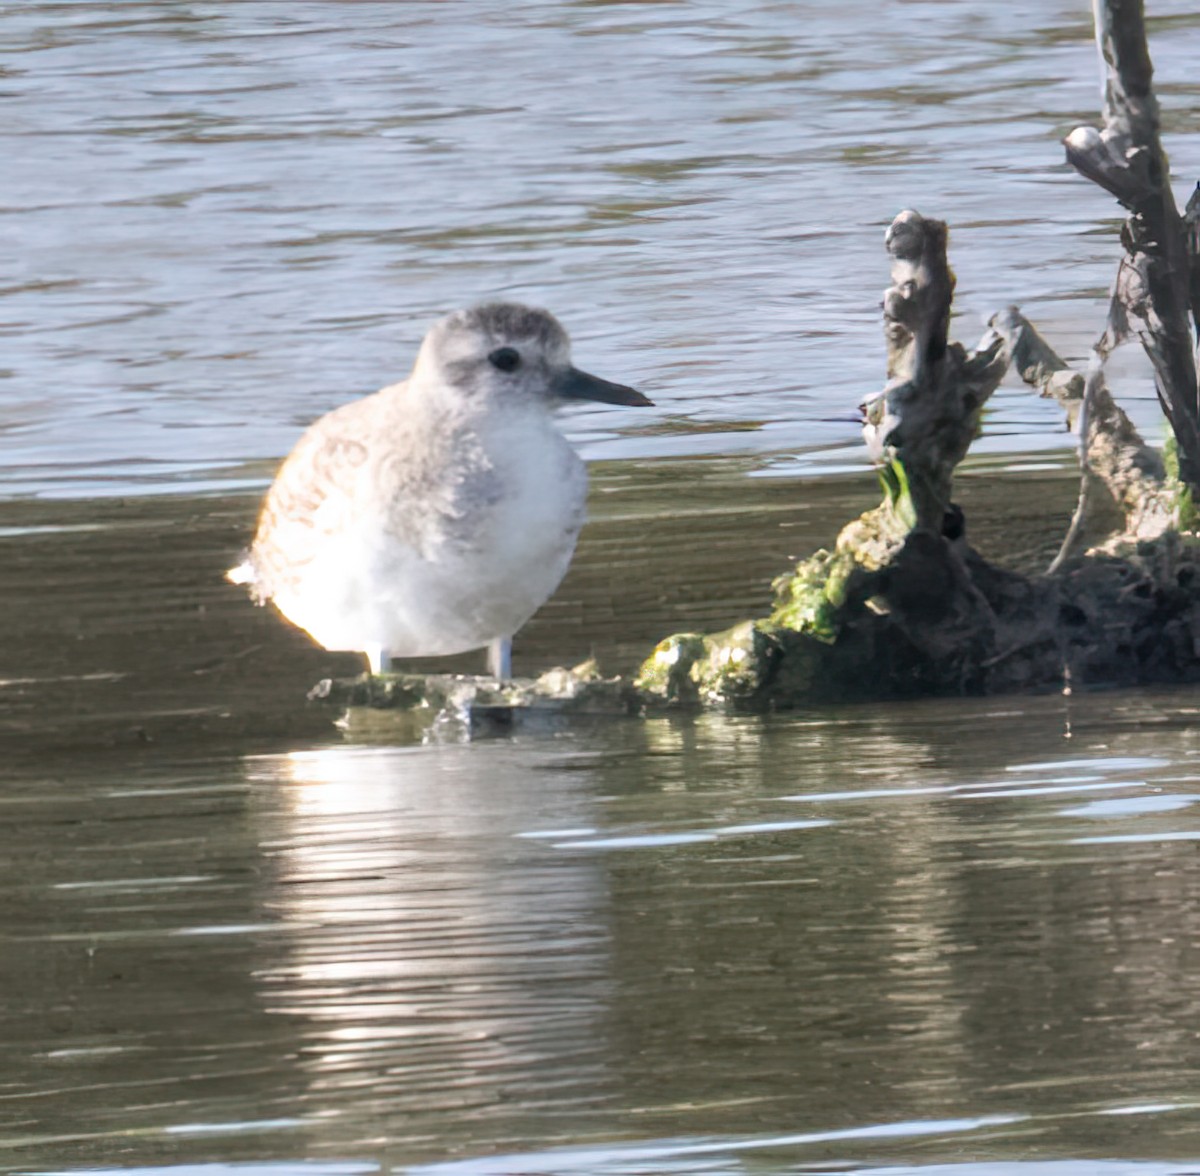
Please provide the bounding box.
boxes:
[226,557,254,586]
[226,553,272,605]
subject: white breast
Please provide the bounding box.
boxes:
[271,406,588,659]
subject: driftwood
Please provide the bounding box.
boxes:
[632,199,1200,711]
[990,306,1176,554]
[315,0,1200,732]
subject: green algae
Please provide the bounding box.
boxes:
[1164,434,1198,532]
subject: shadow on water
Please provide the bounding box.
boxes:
[5,460,1200,1172]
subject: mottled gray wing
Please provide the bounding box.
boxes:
[245,402,373,602]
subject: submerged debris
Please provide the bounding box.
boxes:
[309,659,644,739]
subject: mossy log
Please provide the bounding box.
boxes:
[633,201,1200,711]
[631,0,1200,712]
[310,661,645,738]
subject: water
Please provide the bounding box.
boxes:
[6,3,1200,1173]
[4,464,1200,1174]
[5,1,1200,497]
[6,690,1200,1174]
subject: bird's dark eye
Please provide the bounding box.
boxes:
[488,346,521,373]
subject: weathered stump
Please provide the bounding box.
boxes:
[634,203,1200,711]
[631,0,1200,712]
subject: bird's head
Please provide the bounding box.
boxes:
[413,302,652,410]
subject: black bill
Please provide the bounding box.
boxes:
[553,366,653,407]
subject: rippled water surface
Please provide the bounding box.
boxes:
[5,0,1200,495]
[4,463,1200,1175]
[7,4,1200,1174]
[7,689,1200,1174]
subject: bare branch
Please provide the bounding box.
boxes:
[1065,0,1200,489]
[990,306,1174,554]
[1184,182,1200,341]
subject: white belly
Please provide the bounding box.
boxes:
[271,427,587,659]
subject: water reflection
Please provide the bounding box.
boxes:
[28,1155,1200,1176]
[230,695,1200,1162]
[7,693,1200,1169]
[246,743,616,1124]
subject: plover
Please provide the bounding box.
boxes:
[228,303,651,679]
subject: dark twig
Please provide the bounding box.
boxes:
[1064,0,1200,490]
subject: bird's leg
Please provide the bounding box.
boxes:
[488,636,512,681]
[364,646,392,676]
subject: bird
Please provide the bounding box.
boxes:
[227,302,651,680]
